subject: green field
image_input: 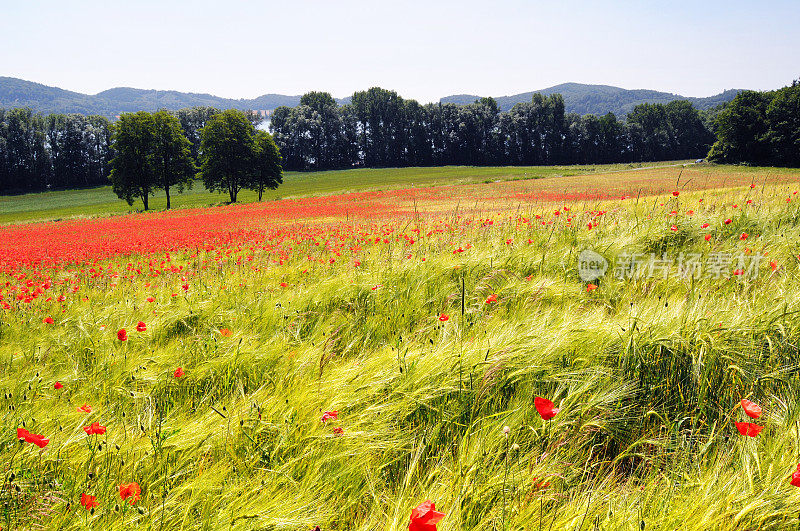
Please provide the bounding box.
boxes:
[4,178,800,529]
[0,162,682,224]
[4,165,800,529]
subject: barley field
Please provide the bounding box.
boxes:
[2,164,800,530]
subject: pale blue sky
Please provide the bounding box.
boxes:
[1,0,798,102]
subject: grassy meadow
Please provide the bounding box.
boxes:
[2,164,800,529]
[0,162,686,225]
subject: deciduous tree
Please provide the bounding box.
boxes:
[110,111,156,210]
[251,131,283,201]
[199,109,256,203]
[151,110,195,209]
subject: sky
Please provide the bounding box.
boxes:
[1,0,798,103]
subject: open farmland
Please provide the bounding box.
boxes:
[0,162,671,225]
[2,164,800,529]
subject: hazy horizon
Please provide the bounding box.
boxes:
[2,0,798,104]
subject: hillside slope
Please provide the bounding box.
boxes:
[440,82,741,116]
[0,77,739,119]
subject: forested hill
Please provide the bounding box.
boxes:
[441,83,741,116]
[1,77,739,119]
[0,77,347,118]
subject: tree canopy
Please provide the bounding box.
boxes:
[198,109,258,203]
[270,88,716,170]
[709,81,800,167]
[109,111,195,210]
[252,131,283,201]
[150,110,195,209]
[110,111,157,210]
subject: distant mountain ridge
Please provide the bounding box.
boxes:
[0,77,740,119]
[440,82,742,117]
[0,77,347,119]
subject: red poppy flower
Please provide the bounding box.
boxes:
[173,367,184,378]
[280,282,288,288]
[83,422,106,436]
[485,294,497,304]
[136,321,147,332]
[43,317,54,324]
[704,234,712,242]
[77,403,92,413]
[117,329,128,341]
[220,328,232,337]
[740,399,762,419]
[17,427,49,448]
[670,225,678,231]
[791,464,800,487]
[409,500,445,531]
[322,410,338,423]
[146,297,155,303]
[770,261,777,272]
[80,493,98,511]
[332,426,344,436]
[54,382,63,390]
[534,397,560,420]
[701,223,710,228]
[438,314,449,322]
[740,233,748,240]
[586,284,597,292]
[724,219,732,225]
[734,422,762,437]
[672,191,679,197]
[119,482,141,505]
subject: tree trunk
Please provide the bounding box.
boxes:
[258,187,263,201]
[165,186,171,210]
[142,193,149,211]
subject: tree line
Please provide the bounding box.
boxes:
[110,109,282,209]
[1,82,797,198]
[708,80,800,167]
[270,89,717,170]
[0,107,283,206]
[0,108,112,194]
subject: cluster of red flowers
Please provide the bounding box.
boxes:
[16,427,48,448]
[5,181,798,527]
[731,398,800,486]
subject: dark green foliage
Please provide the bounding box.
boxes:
[440,82,742,116]
[271,89,716,170]
[198,109,258,203]
[709,81,800,167]
[109,111,157,210]
[0,108,111,194]
[252,131,283,201]
[109,111,195,210]
[176,106,220,165]
[151,110,196,209]
[1,76,738,119]
[0,76,306,119]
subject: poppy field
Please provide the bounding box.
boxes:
[2,164,800,529]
